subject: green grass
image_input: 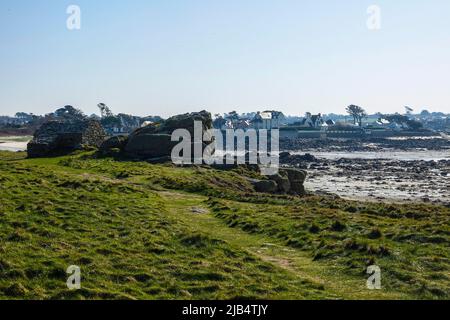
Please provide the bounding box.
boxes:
[0,151,448,300]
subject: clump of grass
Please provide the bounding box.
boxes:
[0,151,448,300]
[209,197,450,298]
[367,228,383,239]
[180,233,224,248]
[309,224,320,234]
[3,283,29,297]
[331,220,346,232]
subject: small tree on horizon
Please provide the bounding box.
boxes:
[346,105,367,127]
[97,103,114,118]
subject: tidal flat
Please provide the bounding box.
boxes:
[282,137,450,204]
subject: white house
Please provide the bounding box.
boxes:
[300,113,325,128]
[250,111,285,129]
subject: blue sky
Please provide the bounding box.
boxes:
[1,0,449,117]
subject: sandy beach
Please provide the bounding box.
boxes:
[0,136,31,152]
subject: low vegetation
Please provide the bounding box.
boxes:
[0,151,448,299]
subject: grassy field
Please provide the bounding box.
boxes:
[0,151,448,300]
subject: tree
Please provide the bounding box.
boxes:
[213,116,227,129]
[15,112,31,119]
[346,105,367,127]
[406,119,423,131]
[54,105,85,120]
[97,103,114,118]
[420,110,431,117]
[405,106,414,115]
[225,111,240,128]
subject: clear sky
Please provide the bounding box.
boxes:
[1,0,449,117]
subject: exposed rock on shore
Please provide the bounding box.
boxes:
[281,168,307,195]
[248,168,308,195]
[294,154,450,204]
[280,137,450,152]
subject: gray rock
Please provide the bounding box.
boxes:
[124,134,177,158]
[269,173,291,193]
[280,168,307,182]
[159,110,212,136]
[124,111,213,162]
[280,168,307,195]
[27,119,106,158]
[290,181,306,195]
[99,135,128,155]
[253,180,278,193]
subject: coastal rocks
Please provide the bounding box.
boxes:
[279,152,319,167]
[304,156,450,203]
[280,136,450,152]
[280,168,307,195]
[123,111,212,161]
[158,110,212,136]
[125,134,177,158]
[249,168,308,195]
[253,180,278,193]
[99,135,128,155]
[27,119,106,158]
[268,173,291,193]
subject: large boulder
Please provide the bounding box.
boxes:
[252,180,278,193]
[127,122,159,139]
[269,173,291,193]
[99,135,128,155]
[280,168,307,195]
[158,110,212,136]
[125,134,177,158]
[27,119,106,158]
[124,111,213,161]
[247,168,307,195]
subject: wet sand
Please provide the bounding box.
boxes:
[0,136,31,152]
[282,137,450,205]
[304,157,450,205]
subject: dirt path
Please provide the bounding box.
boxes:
[158,190,409,300]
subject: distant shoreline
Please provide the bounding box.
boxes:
[0,136,31,152]
[0,132,33,137]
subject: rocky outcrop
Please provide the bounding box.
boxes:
[158,110,212,136]
[27,119,106,158]
[125,134,177,158]
[123,111,212,161]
